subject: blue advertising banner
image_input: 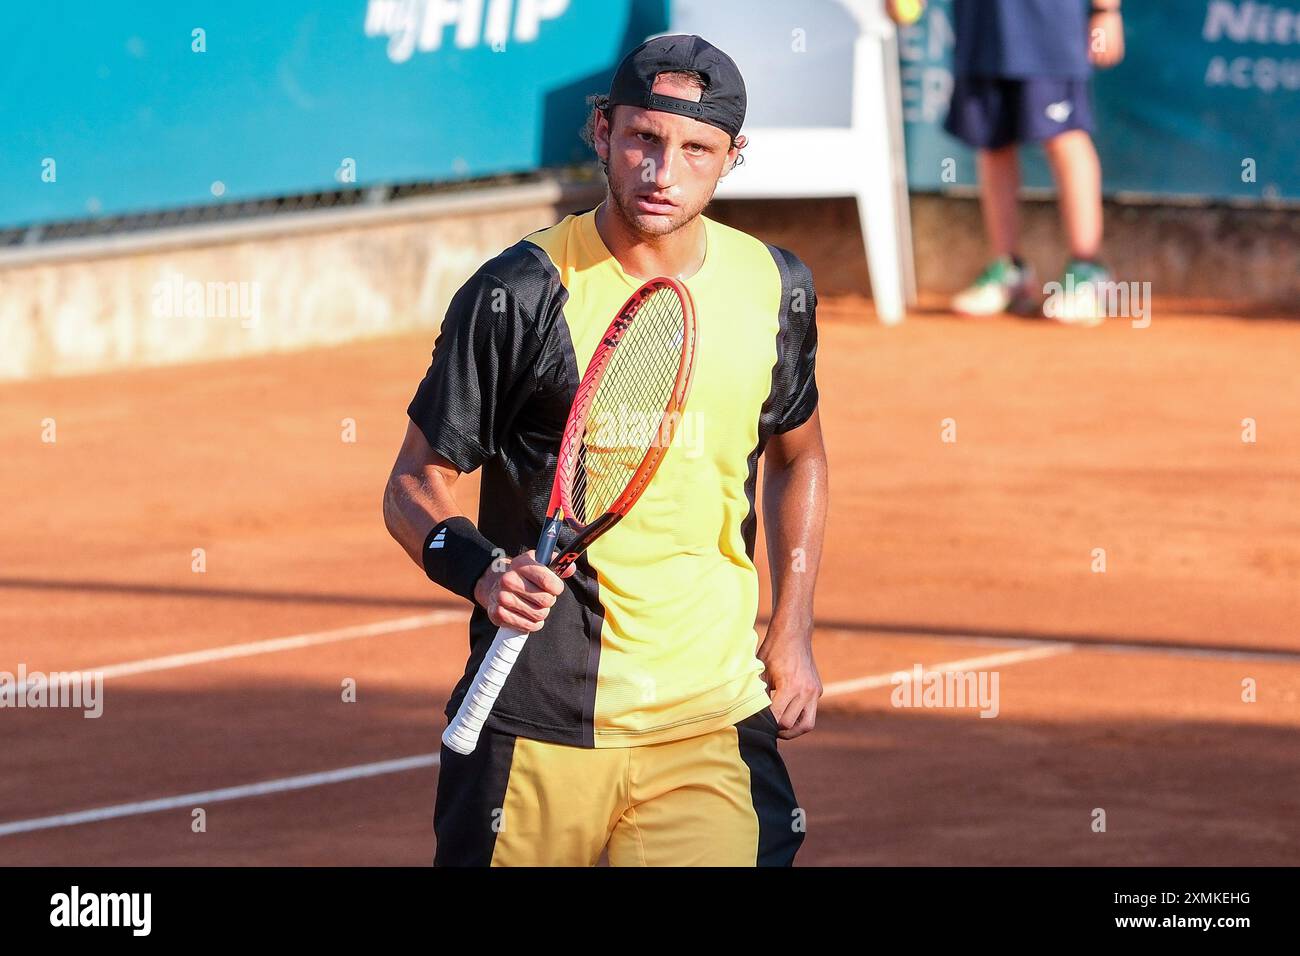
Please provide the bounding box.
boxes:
[0,0,668,229]
[899,0,1300,201]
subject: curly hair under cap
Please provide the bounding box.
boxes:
[580,71,744,175]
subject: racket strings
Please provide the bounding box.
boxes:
[571,288,685,525]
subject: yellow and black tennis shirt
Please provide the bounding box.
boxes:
[408,202,818,749]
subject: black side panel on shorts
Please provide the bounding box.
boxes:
[433,734,518,866]
[734,710,806,866]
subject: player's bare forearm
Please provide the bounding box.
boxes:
[383,420,572,625]
[759,408,828,738]
[382,421,467,568]
[763,409,828,635]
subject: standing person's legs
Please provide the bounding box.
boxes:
[944,76,1038,315]
[1025,78,1111,323]
[978,144,1023,259]
[605,710,805,867]
[1043,128,1103,261]
[1016,75,1102,261]
[944,74,1024,260]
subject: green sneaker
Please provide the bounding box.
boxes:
[1043,259,1112,326]
[951,256,1040,317]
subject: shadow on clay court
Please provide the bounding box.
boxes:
[4,575,1298,661]
[2,679,1297,866]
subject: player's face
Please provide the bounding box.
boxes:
[597,77,737,239]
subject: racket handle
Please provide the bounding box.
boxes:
[441,515,564,755]
[442,623,533,755]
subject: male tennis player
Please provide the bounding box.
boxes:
[384,34,827,866]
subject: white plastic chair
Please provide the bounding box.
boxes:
[662,0,916,323]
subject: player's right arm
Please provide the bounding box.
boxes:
[383,421,570,632]
[385,264,573,629]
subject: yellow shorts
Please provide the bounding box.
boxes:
[433,708,804,866]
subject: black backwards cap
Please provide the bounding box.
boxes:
[607,34,747,141]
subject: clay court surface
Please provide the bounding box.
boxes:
[2,301,1298,865]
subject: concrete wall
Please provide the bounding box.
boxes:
[712,192,1300,312]
[0,180,604,381]
[2,176,1294,382]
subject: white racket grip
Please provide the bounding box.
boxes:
[441,623,533,755]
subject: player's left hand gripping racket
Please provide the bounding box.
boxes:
[441,276,697,755]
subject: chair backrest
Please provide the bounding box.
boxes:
[663,0,887,198]
[656,0,916,322]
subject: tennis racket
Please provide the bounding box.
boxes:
[441,276,698,755]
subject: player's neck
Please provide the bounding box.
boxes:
[594,198,707,282]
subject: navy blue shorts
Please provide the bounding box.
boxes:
[943,75,1094,150]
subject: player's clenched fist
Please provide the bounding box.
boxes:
[473,549,575,632]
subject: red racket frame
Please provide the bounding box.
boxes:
[545,276,698,572]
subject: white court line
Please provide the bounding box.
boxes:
[12,614,1287,696]
[821,627,1300,664]
[6,622,1278,838]
[0,754,440,837]
[2,611,465,835]
[7,610,467,691]
[1,645,1070,838]
[823,643,1075,698]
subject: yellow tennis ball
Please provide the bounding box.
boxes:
[895,0,923,25]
